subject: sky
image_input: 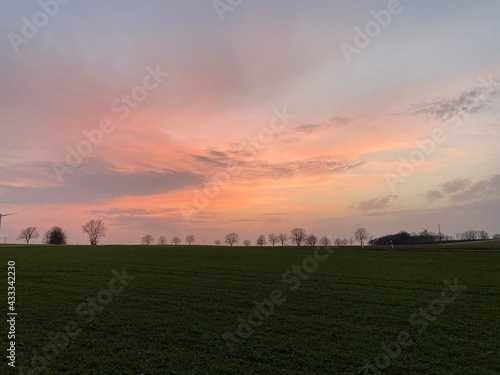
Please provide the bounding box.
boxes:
[0,0,499,245]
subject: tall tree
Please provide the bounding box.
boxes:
[81,219,107,246]
[142,234,154,245]
[478,231,489,240]
[268,234,278,246]
[257,235,267,246]
[215,240,221,246]
[172,236,181,245]
[319,236,331,246]
[158,236,168,245]
[291,228,307,246]
[278,233,289,246]
[185,234,195,245]
[225,232,239,246]
[354,228,369,248]
[243,240,251,246]
[42,230,50,244]
[306,234,317,246]
[17,227,40,244]
[45,227,67,245]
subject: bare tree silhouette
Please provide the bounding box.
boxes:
[82,219,107,246]
[291,228,307,246]
[319,236,331,246]
[225,232,239,246]
[185,234,195,245]
[306,234,317,246]
[354,228,369,248]
[268,233,278,246]
[142,234,154,245]
[257,235,267,246]
[17,227,39,244]
[278,233,289,246]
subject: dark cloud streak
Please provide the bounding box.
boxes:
[410,79,500,121]
[0,159,203,205]
[355,195,398,211]
[424,175,500,203]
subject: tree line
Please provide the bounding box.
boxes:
[235,228,368,247]
[141,234,196,245]
[168,227,371,247]
[370,228,493,246]
[16,219,107,245]
[16,225,369,247]
[140,228,370,247]
[14,221,500,246]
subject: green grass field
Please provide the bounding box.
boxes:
[1,242,499,374]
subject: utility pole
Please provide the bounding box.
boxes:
[438,224,441,242]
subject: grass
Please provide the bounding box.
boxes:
[1,243,499,374]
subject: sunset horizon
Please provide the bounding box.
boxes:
[2,2,500,375]
[1,1,499,245]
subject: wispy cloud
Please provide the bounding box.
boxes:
[247,158,363,180]
[451,175,500,202]
[330,116,350,125]
[355,195,398,211]
[87,208,177,216]
[192,155,227,166]
[423,190,443,203]
[410,78,500,122]
[0,159,203,205]
[294,123,329,134]
[188,149,364,181]
[84,206,202,231]
[441,179,471,195]
[424,175,500,203]
[293,116,350,134]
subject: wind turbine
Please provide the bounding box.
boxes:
[421,226,430,243]
[0,213,17,234]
